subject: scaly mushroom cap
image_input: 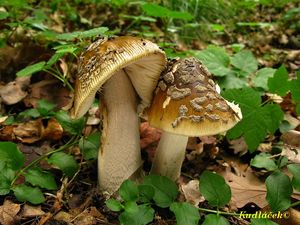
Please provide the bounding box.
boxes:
[71,36,167,118]
[147,57,242,136]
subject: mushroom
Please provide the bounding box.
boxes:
[71,36,166,195]
[147,57,242,181]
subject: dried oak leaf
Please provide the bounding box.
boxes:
[0,200,21,225]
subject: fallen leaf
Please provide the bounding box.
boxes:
[229,137,248,156]
[180,180,205,206]
[0,200,21,225]
[22,204,45,217]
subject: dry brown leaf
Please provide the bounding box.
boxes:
[0,200,21,225]
[282,130,300,148]
[229,137,248,156]
[22,204,45,217]
[180,180,205,206]
[72,207,105,225]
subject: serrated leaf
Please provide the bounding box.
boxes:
[13,184,45,204]
[287,164,300,192]
[192,46,231,76]
[143,175,178,208]
[79,132,100,160]
[250,153,278,171]
[57,27,108,40]
[251,218,279,225]
[119,204,154,225]
[105,199,123,212]
[37,99,55,117]
[48,152,79,177]
[54,110,85,135]
[199,171,231,207]
[266,171,292,212]
[231,50,258,77]
[202,214,230,225]
[25,167,57,190]
[252,68,276,90]
[0,142,24,170]
[138,185,155,203]
[170,202,200,225]
[268,65,289,96]
[16,61,45,77]
[119,180,139,202]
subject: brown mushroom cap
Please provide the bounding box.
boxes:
[71,36,167,118]
[147,57,242,136]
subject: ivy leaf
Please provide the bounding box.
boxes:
[266,171,292,212]
[119,180,139,202]
[55,110,85,135]
[0,142,24,170]
[143,175,178,208]
[199,171,231,207]
[268,65,289,96]
[79,132,100,160]
[13,184,45,204]
[202,214,230,225]
[287,164,300,192]
[170,202,200,225]
[119,204,154,225]
[192,46,231,76]
[231,50,258,77]
[48,152,79,177]
[16,61,45,77]
[250,153,278,171]
[24,167,57,190]
[252,68,276,90]
[251,218,279,225]
[223,88,284,151]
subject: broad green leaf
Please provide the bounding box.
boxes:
[170,202,200,225]
[119,204,154,225]
[37,99,55,117]
[287,164,300,192]
[18,108,40,118]
[119,180,139,202]
[13,184,45,204]
[0,166,15,195]
[0,11,10,20]
[251,218,279,225]
[143,175,178,208]
[202,214,230,225]
[138,185,155,203]
[252,68,276,90]
[48,152,79,177]
[124,201,139,213]
[192,46,231,76]
[46,52,65,67]
[219,72,248,89]
[105,199,123,212]
[289,70,300,102]
[16,61,45,77]
[79,132,100,160]
[266,171,292,211]
[55,110,85,135]
[297,104,300,116]
[25,167,57,190]
[268,65,289,96]
[199,171,231,207]
[0,142,24,170]
[231,50,258,77]
[57,27,108,40]
[223,88,283,151]
[250,153,277,171]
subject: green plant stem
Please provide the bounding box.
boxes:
[290,201,300,208]
[43,68,74,91]
[11,136,79,186]
[198,207,240,217]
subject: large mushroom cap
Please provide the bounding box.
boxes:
[71,36,167,118]
[147,57,242,136]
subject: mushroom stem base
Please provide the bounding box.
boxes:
[150,132,188,181]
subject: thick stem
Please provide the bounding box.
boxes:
[150,132,188,181]
[99,70,142,195]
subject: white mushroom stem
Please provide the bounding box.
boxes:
[99,70,142,195]
[150,132,188,181]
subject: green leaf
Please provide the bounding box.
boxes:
[251,218,279,225]
[0,142,24,170]
[143,175,178,208]
[18,108,41,118]
[79,132,100,160]
[57,27,108,41]
[0,11,10,20]
[138,185,155,203]
[37,99,55,117]
[119,180,139,202]
[287,164,300,192]
[13,184,45,204]
[170,202,200,225]
[16,61,45,77]
[119,204,154,225]
[219,72,248,89]
[199,171,231,207]
[55,110,85,135]
[105,199,123,212]
[192,46,231,76]
[250,153,278,171]
[266,171,292,212]
[289,70,300,102]
[48,152,79,177]
[231,50,258,77]
[223,88,284,151]
[0,166,15,195]
[268,65,289,96]
[24,167,57,190]
[124,201,139,213]
[202,214,230,225]
[252,68,276,90]
[46,52,65,67]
